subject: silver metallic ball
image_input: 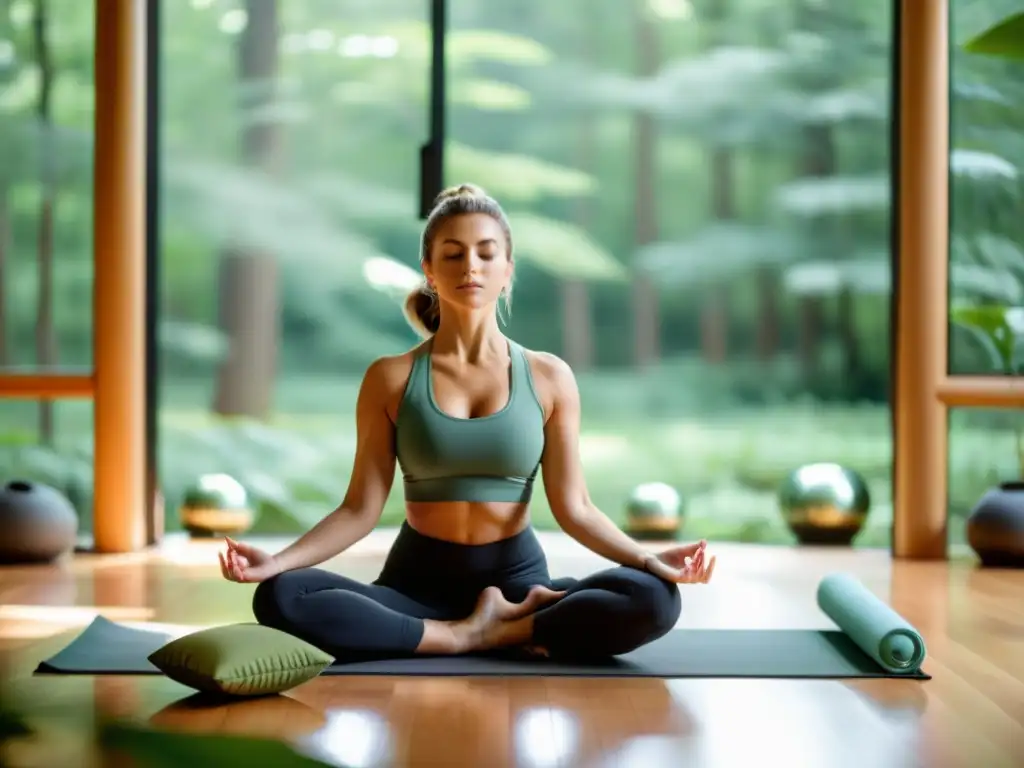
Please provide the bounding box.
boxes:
[625,482,683,540]
[778,463,870,545]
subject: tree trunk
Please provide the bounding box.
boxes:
[560,12,597,372]
[702,147,733,364]
[212,249,279,416]
[561,279,594,371]
[630,5,660,368]
[797,123,836,380]
[698,0,736,366]
[212,0,282,418]
[752,144,780,363]
[755,268,780,362]
[0,0,9,365]
[837,284,862,389]
[836,214,862,388]
[0,186,9,367]
[33,0,56,444]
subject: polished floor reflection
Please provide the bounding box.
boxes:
[1,531,1022,767]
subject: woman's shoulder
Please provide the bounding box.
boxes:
[520,346,578,396]
[362,342,429,391]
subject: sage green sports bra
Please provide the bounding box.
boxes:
[394,339,546,503]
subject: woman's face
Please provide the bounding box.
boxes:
[425,213,512,311]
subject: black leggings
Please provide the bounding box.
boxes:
[252,522,681,662]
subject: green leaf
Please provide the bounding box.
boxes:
[785,258,1021,302]
[98,721,335,768]
[775,175,890,217]
[381,22,553,69]
[635,224,804,285]
[164,159,384,276]
[508,212,627,281]
[783,256,889,296]
[656,46,792,111]
[159,321,228,364]
[950,233,1024,274]
[949,304,1017,371]
[951,148,1019,183]
[533,46,791,124]
[299,174,415,225]
[453,79,533,111]
[446,143,597,202]
[163,156,426,313]
[448,29,554,66]
[797,82,889,125]
[964,11,1024,61]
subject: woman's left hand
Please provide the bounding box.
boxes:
[645,540,716,584]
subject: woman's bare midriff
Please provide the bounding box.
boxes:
[404,501,532,545]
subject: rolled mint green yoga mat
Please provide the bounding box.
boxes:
[817,572,927,674]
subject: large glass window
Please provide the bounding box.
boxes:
[0,1,96,537]
[446,0,895,547]
[949,2,1024,376]
[947,4,1024,555]
[0,0,94,379]
[156,0,895,548]
[158,0,429,535]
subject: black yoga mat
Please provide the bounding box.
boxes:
[36,615,929,680]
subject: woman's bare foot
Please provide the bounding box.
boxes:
[453,585,565,653]
[520,645,551,659]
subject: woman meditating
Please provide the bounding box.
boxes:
[218,184,716,662]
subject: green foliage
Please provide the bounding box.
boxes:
[964,11,1024,61]
[0,682,332,768]
[97,721,334,768]
[3,0,1020,548]
[447,143,597,202]
[636,224,803,286]
[775,175,889,218]
[508,212,627,280]
[950,303,1021,373]
[0,363,1001,550]
[950,3,1024,375]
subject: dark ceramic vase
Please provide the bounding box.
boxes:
[966,482,1024,568]
[0,480,79,564]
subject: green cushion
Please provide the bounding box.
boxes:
[148,623,334,696]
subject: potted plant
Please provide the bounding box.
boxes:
[952,12,1024,568]
[952,305,1024,567]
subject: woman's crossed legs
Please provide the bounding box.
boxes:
[252,564,682,662]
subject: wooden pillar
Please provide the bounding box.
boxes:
[92,0,148,553]
[892,0,949,559]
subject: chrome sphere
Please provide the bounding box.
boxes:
[179,473,254,537]
[778,463,870,546]
[624,482,683,540]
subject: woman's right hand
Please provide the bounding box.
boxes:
[219,537,282,583]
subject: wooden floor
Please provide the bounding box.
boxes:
[1,530,1022,768]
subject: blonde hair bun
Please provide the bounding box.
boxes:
[434,184,487,205]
